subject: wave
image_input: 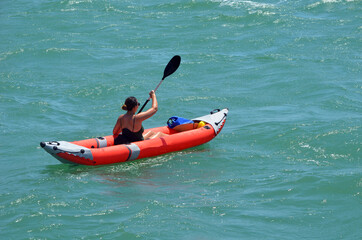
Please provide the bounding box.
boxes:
[211,0,275,9]
[307,0,358,8]
[0,48,24,61]
[45,48,79,53]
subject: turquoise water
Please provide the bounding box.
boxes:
[1,0,361,239]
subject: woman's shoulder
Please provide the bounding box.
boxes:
[134,112,149,121]
[136,110,157,121]
[117,114,126,121]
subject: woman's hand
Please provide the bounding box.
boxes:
[149,90,155,98]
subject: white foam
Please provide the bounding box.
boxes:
[211,0,275,9]
[307,0,355,8]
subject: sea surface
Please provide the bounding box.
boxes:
[0,0,361,239]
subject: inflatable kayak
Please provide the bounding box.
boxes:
[40,108,228,165]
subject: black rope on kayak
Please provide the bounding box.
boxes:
[52,147,86,155]
[210,109,221,114]
[215,113,227,126]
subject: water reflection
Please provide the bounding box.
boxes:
[42,146,210,187]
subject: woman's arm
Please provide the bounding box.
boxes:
[113,115,122,137]
[136,90,158,121]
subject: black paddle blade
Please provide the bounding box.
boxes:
[162,55,181,80]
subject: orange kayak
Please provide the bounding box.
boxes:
[40,108,228,165]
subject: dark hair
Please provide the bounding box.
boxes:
[122,96,138,111]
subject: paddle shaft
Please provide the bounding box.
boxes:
[137,79,163,113]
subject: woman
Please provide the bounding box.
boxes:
[113,90,166,145]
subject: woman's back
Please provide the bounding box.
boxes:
[113,90,160,144]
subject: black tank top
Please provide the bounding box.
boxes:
[122,117,144,142]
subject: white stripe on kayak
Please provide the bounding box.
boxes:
[96,137,107,148]
[125,143,141,161]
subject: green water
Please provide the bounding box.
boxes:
[1,0,361,239]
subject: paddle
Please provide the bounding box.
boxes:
[138,55,181,113]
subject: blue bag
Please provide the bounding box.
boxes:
[167,116,193,129]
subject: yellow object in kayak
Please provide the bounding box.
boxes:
[197,121,206,128]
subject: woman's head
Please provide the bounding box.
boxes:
[122,96,140,111]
